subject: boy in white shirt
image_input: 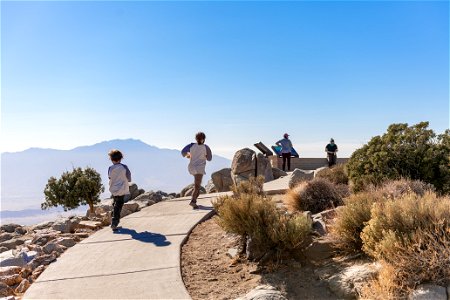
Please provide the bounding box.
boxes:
[108,149,132,231]
[181,132,212,209]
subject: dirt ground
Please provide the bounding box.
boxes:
[181,216,338,300]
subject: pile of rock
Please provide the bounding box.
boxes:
[207,148,284,194]
[1,185,173,298]
[0,220,83,297]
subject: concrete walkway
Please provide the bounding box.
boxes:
[24,179,289,299]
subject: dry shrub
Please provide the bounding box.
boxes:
[375,178,434,199]
[269,213,312,251]
[213,177,312,256]
[335,184,351,198]
[315,164,349,185]
[360,262,403,300]
[330,192,383,254]
[360,192,450,297]
[231,175,265,198]
[285,178,343,214]
[361,192,450,259]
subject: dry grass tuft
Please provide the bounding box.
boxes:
[285,178,343,214]
[315,164,349,185]
[374,178,434,199]
[360,192,450,298]
[213,176,312,257]
[330,191,383,254]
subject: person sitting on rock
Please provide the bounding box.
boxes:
[108,149,132,231]
[325,138,338,167]
[181,132,213,209]
[276,133,293,171]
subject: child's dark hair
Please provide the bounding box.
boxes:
[109,149,123,162]
[195,132,206,144]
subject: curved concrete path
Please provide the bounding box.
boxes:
[24,178,289,299]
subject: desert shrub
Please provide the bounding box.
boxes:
[359,192,450,297]
[361,192,450,259]
[315,164,349,185]
[231,175,265,198]
[269,213,312,251]
[213,177,312,257]
[335,184,351,198]
[330,192,383,254]
[285,178,343,214]
[375,178,434,199]
[346,122,450,194]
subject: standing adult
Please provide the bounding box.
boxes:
[276,133,293,171]
[181,132,212,209]
[325,138,338,167]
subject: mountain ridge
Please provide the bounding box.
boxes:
[1,139,231,213]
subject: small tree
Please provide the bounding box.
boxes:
[346,122,450,194]
[42,167,104,213]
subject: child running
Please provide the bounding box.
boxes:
[181,132,212,209]
[108,149,132,231]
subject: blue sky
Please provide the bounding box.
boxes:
[2,0,449,158]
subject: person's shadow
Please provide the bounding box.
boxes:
[114,228,171,247]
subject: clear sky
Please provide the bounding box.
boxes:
[2,0,449,158]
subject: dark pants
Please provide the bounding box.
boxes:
[328,153,337,167]
[192,174,203,203]
[282,153,291,171]
[112,195,125,227]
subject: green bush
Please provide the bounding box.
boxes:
[360,192,450,297]
[285,178,343,214]
[42,167,104,213]
[315,164,349,185]
[213,177,312,258]
[330,191,383,254]
[346,122,450,194]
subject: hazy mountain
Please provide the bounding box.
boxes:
[1,139,231,213]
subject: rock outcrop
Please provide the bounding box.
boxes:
[288,168,314,188]
[211,168,233,192]
[180,184,206,197]
[235,285,286,300]
[231,149,274,185]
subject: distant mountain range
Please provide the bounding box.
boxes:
[1,139,231,215]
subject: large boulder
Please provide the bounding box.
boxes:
[205,180,217,194]
[0,282,14,297]
[52,217,79,233]
[235,285,286,300]
[0,237,26,251]
[288,169,314,188]
[120,202,140,218]
[303,238,334,261]
[231,148,257,185]
[15,278,31,294]
[211,168,234,192]
[325,263,381,299]
[133,190,168,205]
[0,233,14,243]
[0,266,22,277]
[128,183,144,200]
[180,184,206,198]
[0,224,22,233]
[0,250,27,267]
[31,221,54,232]
[409,284,447,300]
[256,153,274,182]
[272,168,287,180]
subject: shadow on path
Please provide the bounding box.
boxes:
[114,228,171,246]
[195,205,214,211]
